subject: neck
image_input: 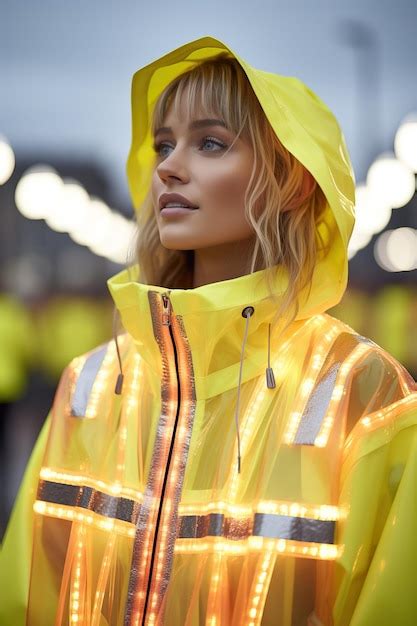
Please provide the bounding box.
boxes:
[192,238,256,288]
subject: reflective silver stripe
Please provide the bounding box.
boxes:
[178,512,335,544]
[37,480,140,524]
[179,513,226,538]
[71,344,108,417]
[36,483,336,546]
[294,363,339,444]
[178,513,251,540]
[294,333,370,445]
[253,513,335,544]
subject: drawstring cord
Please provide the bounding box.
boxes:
[234,309,276,475]
[112,302,277,472]
[113,307,124,395]
[234,306,255,475]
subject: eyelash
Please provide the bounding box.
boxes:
[153,135,227,157]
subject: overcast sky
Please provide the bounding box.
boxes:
[1,0,416,213]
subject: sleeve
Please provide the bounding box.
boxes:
[332,385,417,624]
[0,413,51,625]
[0,343,115,624]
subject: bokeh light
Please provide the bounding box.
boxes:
[45,179,90,233]
[367,152,415,209]
[15,165,64,219]
[374,228,417,272]
[0,137,15,185]
[394,114,417,173]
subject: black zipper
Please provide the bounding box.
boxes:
[141,292,181,625]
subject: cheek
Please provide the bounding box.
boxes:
[205,157,253,215]
[199,177,254,242]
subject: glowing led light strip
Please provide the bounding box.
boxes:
[67,354,88,415]
[363,339,415,396]
[126,351,142,410]
[344,393,417,457]
[313,343,372,447]
[91,352,143,624]
[33,500,136,538]
[91,533,116,626]
[178,499,340,521]
[70,524,86,625]
[69,334,130,419]
[256,500,340,521]
[228,379,269,504]
[283,324,340,445]
[247,547,276,626]
[84,342,118,419]
[39,467,143,501]
[314,338,414,448]
[115,351,143,479]
[360,393,417,431]
[174,536,341,560]
[206,552,222,625]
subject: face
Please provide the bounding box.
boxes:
[151,99,256,251]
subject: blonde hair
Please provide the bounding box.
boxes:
[133,54,328,328]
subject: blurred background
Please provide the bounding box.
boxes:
[1,0,416,538]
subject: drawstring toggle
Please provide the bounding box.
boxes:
[266,323,276,389]
[115,372,124,395]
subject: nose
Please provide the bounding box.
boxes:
[156,145,189,183]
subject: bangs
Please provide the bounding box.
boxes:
[150,55,253,145]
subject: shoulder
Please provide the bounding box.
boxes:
[322,313,415,388]
[321,313,417,436]
[54,333,135,419]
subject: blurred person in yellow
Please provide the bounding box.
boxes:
[0,294,35,533]
[1,36,417,626]
[0,294,34,404]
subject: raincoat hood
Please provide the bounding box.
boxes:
[126,35,356,233]
[124,35,355,290]
[108,34,356,396]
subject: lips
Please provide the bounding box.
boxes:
[159,193,198,210]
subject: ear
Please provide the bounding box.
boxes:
[283,169,316,212]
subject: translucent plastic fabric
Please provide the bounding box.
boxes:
[2,34,417,625]
[2,266,417,625]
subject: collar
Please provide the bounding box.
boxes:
[107,259,344,401]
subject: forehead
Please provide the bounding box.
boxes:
[154,100,227,138]
[162,102,197,126]
[154,86,224,130]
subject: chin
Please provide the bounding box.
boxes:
[157,228,205,251]
[159,236,197,251]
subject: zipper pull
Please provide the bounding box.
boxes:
[162,292,172,326]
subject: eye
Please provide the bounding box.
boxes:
[152,135,227,158]
[200,136,227,151]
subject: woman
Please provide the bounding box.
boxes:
[1,35,417,626]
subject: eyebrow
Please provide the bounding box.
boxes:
[154,118,227,138]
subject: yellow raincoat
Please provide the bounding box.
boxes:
[1,36,417,626]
